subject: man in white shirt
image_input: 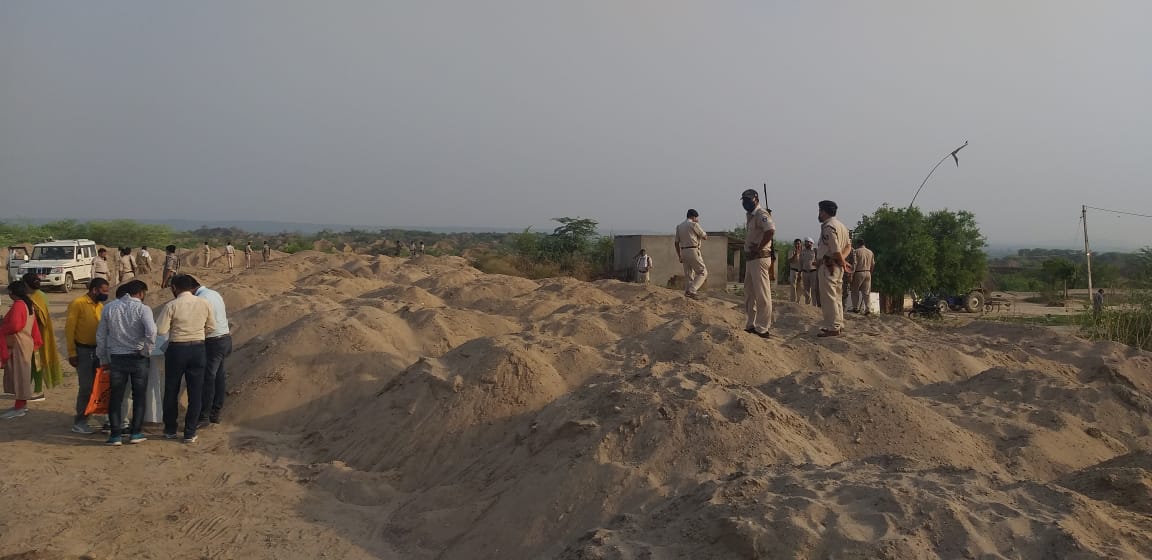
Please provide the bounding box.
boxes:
[137,246,152,274]
[156,274,216,443]
[634,250,652,284]
[187,275,231,426]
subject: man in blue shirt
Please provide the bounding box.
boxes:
[95,280,156,446]
[187,275,231,427]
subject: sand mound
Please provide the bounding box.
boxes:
[14,250,1152,559]
[208,252,1152,558]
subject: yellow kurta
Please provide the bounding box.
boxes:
[29,290,62,391]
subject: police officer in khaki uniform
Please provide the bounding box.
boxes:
[675,209,708,299]
[816,200,851,337]
[741,190,775,337]
[849,239,875,315]
[802,237,819,306]
[787,239,805,303]
[93,248,111,281]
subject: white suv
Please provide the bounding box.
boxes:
[17,239,98,292]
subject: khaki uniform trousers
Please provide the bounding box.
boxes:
[851,271,872,314]
[681,248,707,295]
[636,270,650,284]
[744,258,773,333]
[791,270,811,304]
[818,265,846,331]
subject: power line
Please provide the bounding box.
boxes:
[1084,206,1152,220]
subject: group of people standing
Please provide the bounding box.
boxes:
[203,240,272,272]
[788,237,875,315]
[2,269,232,447]
[663,191,867,339]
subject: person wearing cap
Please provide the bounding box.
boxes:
[816,200,852,336]
[674,209,708,299]
[849,239,875,315]
[741,189,775,337]
[800,238,818,306]
[787,239,805,304]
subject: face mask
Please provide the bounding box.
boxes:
[742,199,756,212]
[95,293,109,302]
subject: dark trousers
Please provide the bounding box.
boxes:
[163,342,206,438]
[74,345,99,423]
[200,335,232,422]
[108,354,149,438]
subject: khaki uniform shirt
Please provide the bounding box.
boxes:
[744,207,775,254]
[817,217,851,264]
[92,257,110,278]
[854,247,875,272]
[799,247,817,271]
[156,292,216,343]
[675,220,706,249]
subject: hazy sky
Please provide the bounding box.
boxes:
[2,1,1150,248]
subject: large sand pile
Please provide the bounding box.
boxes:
[5,251,1152,559]
[218,252,1152,559]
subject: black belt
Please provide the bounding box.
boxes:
[681,246,700,249]
[75,342,97,349]
[854,270,873,273]
[168,341,204,346]
[111,353,144,359]
[206,334,231,341]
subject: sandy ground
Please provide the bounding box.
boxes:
[3,251,1152,559]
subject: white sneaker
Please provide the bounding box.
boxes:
[28,394,46,402]
[1,408,28,419]
[72,423,95,434]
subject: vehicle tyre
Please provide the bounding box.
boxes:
[937,300,950,315]
[964,290,985,313]
[63,273,74,293]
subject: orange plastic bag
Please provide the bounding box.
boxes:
[84,366,112,416]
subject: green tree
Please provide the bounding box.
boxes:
[925,209,988,294]
[853,205,937,312]
[1041,258,1077,299]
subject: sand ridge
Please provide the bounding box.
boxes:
[4,250,1152,559]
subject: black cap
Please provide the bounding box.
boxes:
[686,209,699,218]
[740,189,759,199]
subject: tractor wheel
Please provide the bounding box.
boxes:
[937,300,950,315]
[964,290,985,313]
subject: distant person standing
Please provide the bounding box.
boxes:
[244,242,253,269]
[224,241,236,272]
[1092,289,1105,316]
[188,276,231,427]
[65,278,110,434]
[741,189,775,338]
[21,273,61,396]
[394,240,402,257]
[418,241,426,255]
[161,245,180,289]
[156,274,215,443]
[816,200,851,337]
[136,246,152,274]
[801,238,819,307]
[118,247,137,282]
[787,239,804,303]
[93,248,111,282]
[634,249,652,284]
[96,279,156,445]
[202,241,211,268]
[261,241,271,262]
[849,239,875,315]
[675,209,708,299]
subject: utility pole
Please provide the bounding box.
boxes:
[1082,205,1093,295]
